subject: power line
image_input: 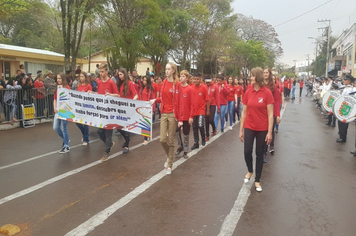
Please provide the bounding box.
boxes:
[274,0,332,28]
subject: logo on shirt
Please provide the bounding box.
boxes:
[212,89,215,91]
[183,93,187,98]
[258,97,264,103]
[199,92,202,96]
[169,88,173,93]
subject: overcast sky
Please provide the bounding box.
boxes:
[232,0,356,67]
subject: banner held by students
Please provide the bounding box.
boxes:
[57,88,152,138]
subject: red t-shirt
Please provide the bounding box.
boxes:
[242,86,274,131]
[54,85,71,100]
[191,84,209,116]
[34,80,45,99]
[77,84,92,92]
[180,85,194,120]
[236,85,243,99]
[162,81,174,113]
[97,79,119,95]
[152,83,158,94]
[299,81,304,88]
[140,87,156,112]
[118,81,137,99]
[156,83,162,103]
[216,83,229,105]
[206,84,220,110]
[226,84,236,102]
[283,80,289,88]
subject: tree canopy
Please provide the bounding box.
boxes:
[0,0,284,75]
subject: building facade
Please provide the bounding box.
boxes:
[0,44,87,79]
[82,51,154,76]
[330,23,356,77]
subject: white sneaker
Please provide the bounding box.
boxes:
[166,167,172,175]
[164,161,168,169]
[229,126,232,131]
[143,140,148,145]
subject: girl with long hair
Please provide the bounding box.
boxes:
[239,67,274,192]
[53,72,71,153]
[109,68,138,153]
[76,71,92,145]
[226,76,237,130]
[262,67,281,161]
[139,75,156,145]
[153,62,182,174]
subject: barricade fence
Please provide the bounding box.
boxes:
[0,87,56,125]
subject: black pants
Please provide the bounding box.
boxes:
[176,121,190,153]
[119,130,130,147]
[47,94,54,118]
[36,98,45,118]
[233,98,241,123]
[97,129,113,153]
[284,88,287,97]
[244,128,267,182]
[205,105,216,137]
[264,117,277,149]
[327,114,336,125]
[299,88,303,97]
[193,115,205,144]
[338,121,349,141]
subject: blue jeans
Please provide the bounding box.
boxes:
[227,101,235,126]
[76,123,89,143]
[53,115,69,147]
[291,86,296,98]
[214,105,227,131]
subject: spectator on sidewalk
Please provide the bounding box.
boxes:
[44,70,56,117]
[34,74,45,118]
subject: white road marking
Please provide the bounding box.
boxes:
[0,139,100,171]
[0,136,160,205]
[218,103,287,235]
[65,123,239,236]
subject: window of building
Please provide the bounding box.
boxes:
[25,62,64,75]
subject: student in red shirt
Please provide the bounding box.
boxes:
[191,73,209,150]
[176,70,194,158]
[299,79,304,97]
[153,63,182,175]
[140,75,156,145]
[107,68,138,153]
[76,72,92,146]
[150,75,158,123]
[283,78,289,98]
[34,74,45,118]
[89,63,119,162]
[239,67,274,192]
[214,75,229,133]
[155,76,162,120]
[205,75,220,141]
[226,77,237,130]
[275,76,285,133]
[53,72,71,154]
[263,67,281,160]
[234,78,243,122]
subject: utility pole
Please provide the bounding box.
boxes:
[306,54,310,78]
[318,19,331,77]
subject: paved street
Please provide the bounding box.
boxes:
[0,95,356,236]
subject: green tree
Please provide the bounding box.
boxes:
[229,39,267,77]
[0,0,28,18]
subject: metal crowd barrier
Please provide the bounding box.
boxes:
[0,87,56,126]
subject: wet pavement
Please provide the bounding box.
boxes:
[0,95,355,236]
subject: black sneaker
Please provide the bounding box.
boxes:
[183,152,188,159]
[202,139,206,146]
[175,146,183,156]
[191,143,199,150]
[59,146,70,154]
[269,147,275,155]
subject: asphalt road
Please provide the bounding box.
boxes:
[0,94,355,236]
